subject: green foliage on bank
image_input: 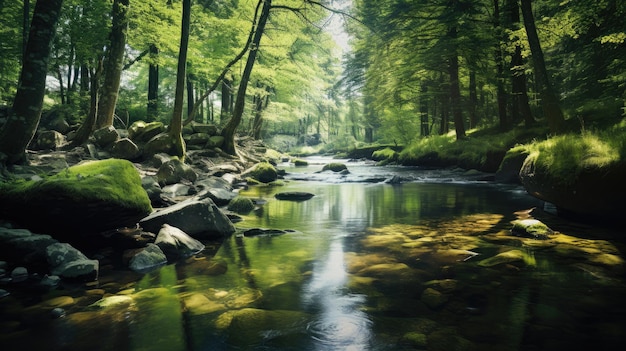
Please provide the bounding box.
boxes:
[516,120,626,186]
[398,126,549,171]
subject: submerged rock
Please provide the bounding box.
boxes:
[511,219,554,239]
[46,243,99,280]
[129,243,167,273]
[274,192,315,201]
[155,224,204,261]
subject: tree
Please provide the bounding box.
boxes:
[520,0,564,133]
[168,0,191,159]
[221,0,272,155]
[96,0,130,128]
[0,0,64,165]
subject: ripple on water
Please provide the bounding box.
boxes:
[306,311,373,350]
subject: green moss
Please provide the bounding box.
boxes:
[523,131,622,186]
[227,196,255,214]
[322,162,347,172]
[293,159,308,166]
[250,162,278,183]
[371,147,398,161]
[0,159,152,213]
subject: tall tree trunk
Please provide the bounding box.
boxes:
[468,70,478,129]
[420,83,430,136]
[96,0,129,128]
[493,0,509,130]
[168,0,191,159]
[507,0,534,126]
[186,73,194,120]
[69,58,103,147]
[0,0,63,165]
[220,78,232,123]
[448,47,466,139]
[520,0,564,133]
[147,44,159,121]
[221,0,271,155]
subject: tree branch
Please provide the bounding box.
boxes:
[122,48,149,71]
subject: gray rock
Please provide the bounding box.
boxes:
[184,133,211,145]
[200,188,237,206]
[129,121,165,142]
[139,198,235,238]
[40,274,61,288]
[190,122,218,135]
[156,157,198,186]
[11,267,28,282]
[207,135,225,148]
[274,192,315,201]
[0,227,58,263]
[111,138,141,160]
[0,289,9,298]
[129,243,167,273]
[162,183,191,197]
[141,176,162,202]
[155,224,204,260]
[46,243,99,280]
[34,130,65,150]
[93,125,119,148]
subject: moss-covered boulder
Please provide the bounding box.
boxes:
[227,196,255,214]
[0,159,153,235]
[247,162,278,183]
[293,159,308,166]
[322,162,348,172]
[371,147,398,162]
[128,121,165,142]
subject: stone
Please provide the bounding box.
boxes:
[40,274,61,288]
[141,176,162,202]
[206,135,225,148]
[495,147,528,184]
[156,157,197,186]
[92,125,119,147]
[421,287,448,309]
[34,130,65,150]
[11,266,28,282]
[0,159,153,234]
[293,159,308,166]
[184,133,211,145]
[129,121,165,142]
[198,188,237,206]
[90,295,135,309]
[129,243,167,273]
[274,192,315,201]
[322,162,348,172]
[139,198,236,238]
[511,219,553,239]
[162,183,191,197]
[190,122,218,135]
[155,224,205,261]
[478,249,525,267]
[111,138,141,160]
[243,162,277,183]
[0,227,58,263]
[227,196,255,214]
[46,243,99,280]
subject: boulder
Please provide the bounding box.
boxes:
[190,122,218,135]
[0,159,153,234]
[495,147,528,184]
[111,138,141,160]
[207,136,225,148]
[510,219,553,240]
[141,176,162,202]
[128,121,165,142]
[156,157,197,186]
[227,196,255,214]
[322,162,348,172]
[274,192,315,201]
[162,183,191,197]
[139,198,235,238]
[46,243,99,280]
[184,133,211,145]
[144,132,185,157]
[155,224,204,261]
[421,287,448,309]
[0,227,58,264]
[92,125,119,148]
[243,162,277,183]
[128,243,167,273]
[33,130,65,150]
[520,154,626,221]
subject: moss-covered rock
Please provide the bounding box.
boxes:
[372,147,398,162]
[227,196,255,214]
[293,159,308,166]
[248,162,278,183]
[321,162,347,172]
[510,219,553,239]
[0,159,153,235]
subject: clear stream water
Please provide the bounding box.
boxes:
[1,157,625,350]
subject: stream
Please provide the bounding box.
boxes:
[2,157,625,350]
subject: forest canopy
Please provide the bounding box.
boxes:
[0,0,625,163]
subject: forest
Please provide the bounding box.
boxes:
[0,0,625,165]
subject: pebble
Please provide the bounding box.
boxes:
[40,275,61,288]
[0,288,9,298]
[50,307,66,319]
[11,267,28,283]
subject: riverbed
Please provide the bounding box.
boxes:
[1,158,625,350]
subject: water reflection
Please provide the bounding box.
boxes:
[303,240,372,350]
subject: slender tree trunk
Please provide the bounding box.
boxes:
[147,44,159,121]
[520,0,564,133]
[96,0,129,128]
[220,78,232,123]
[468,71,478,129]
[70,58,103,147]
[493,0,509,130]
[222,0,272,155]
[169,0,191,159]
[0,0,63,165]
[507,0,534,126]
[186,73,194,120]
[448,48,466,139]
